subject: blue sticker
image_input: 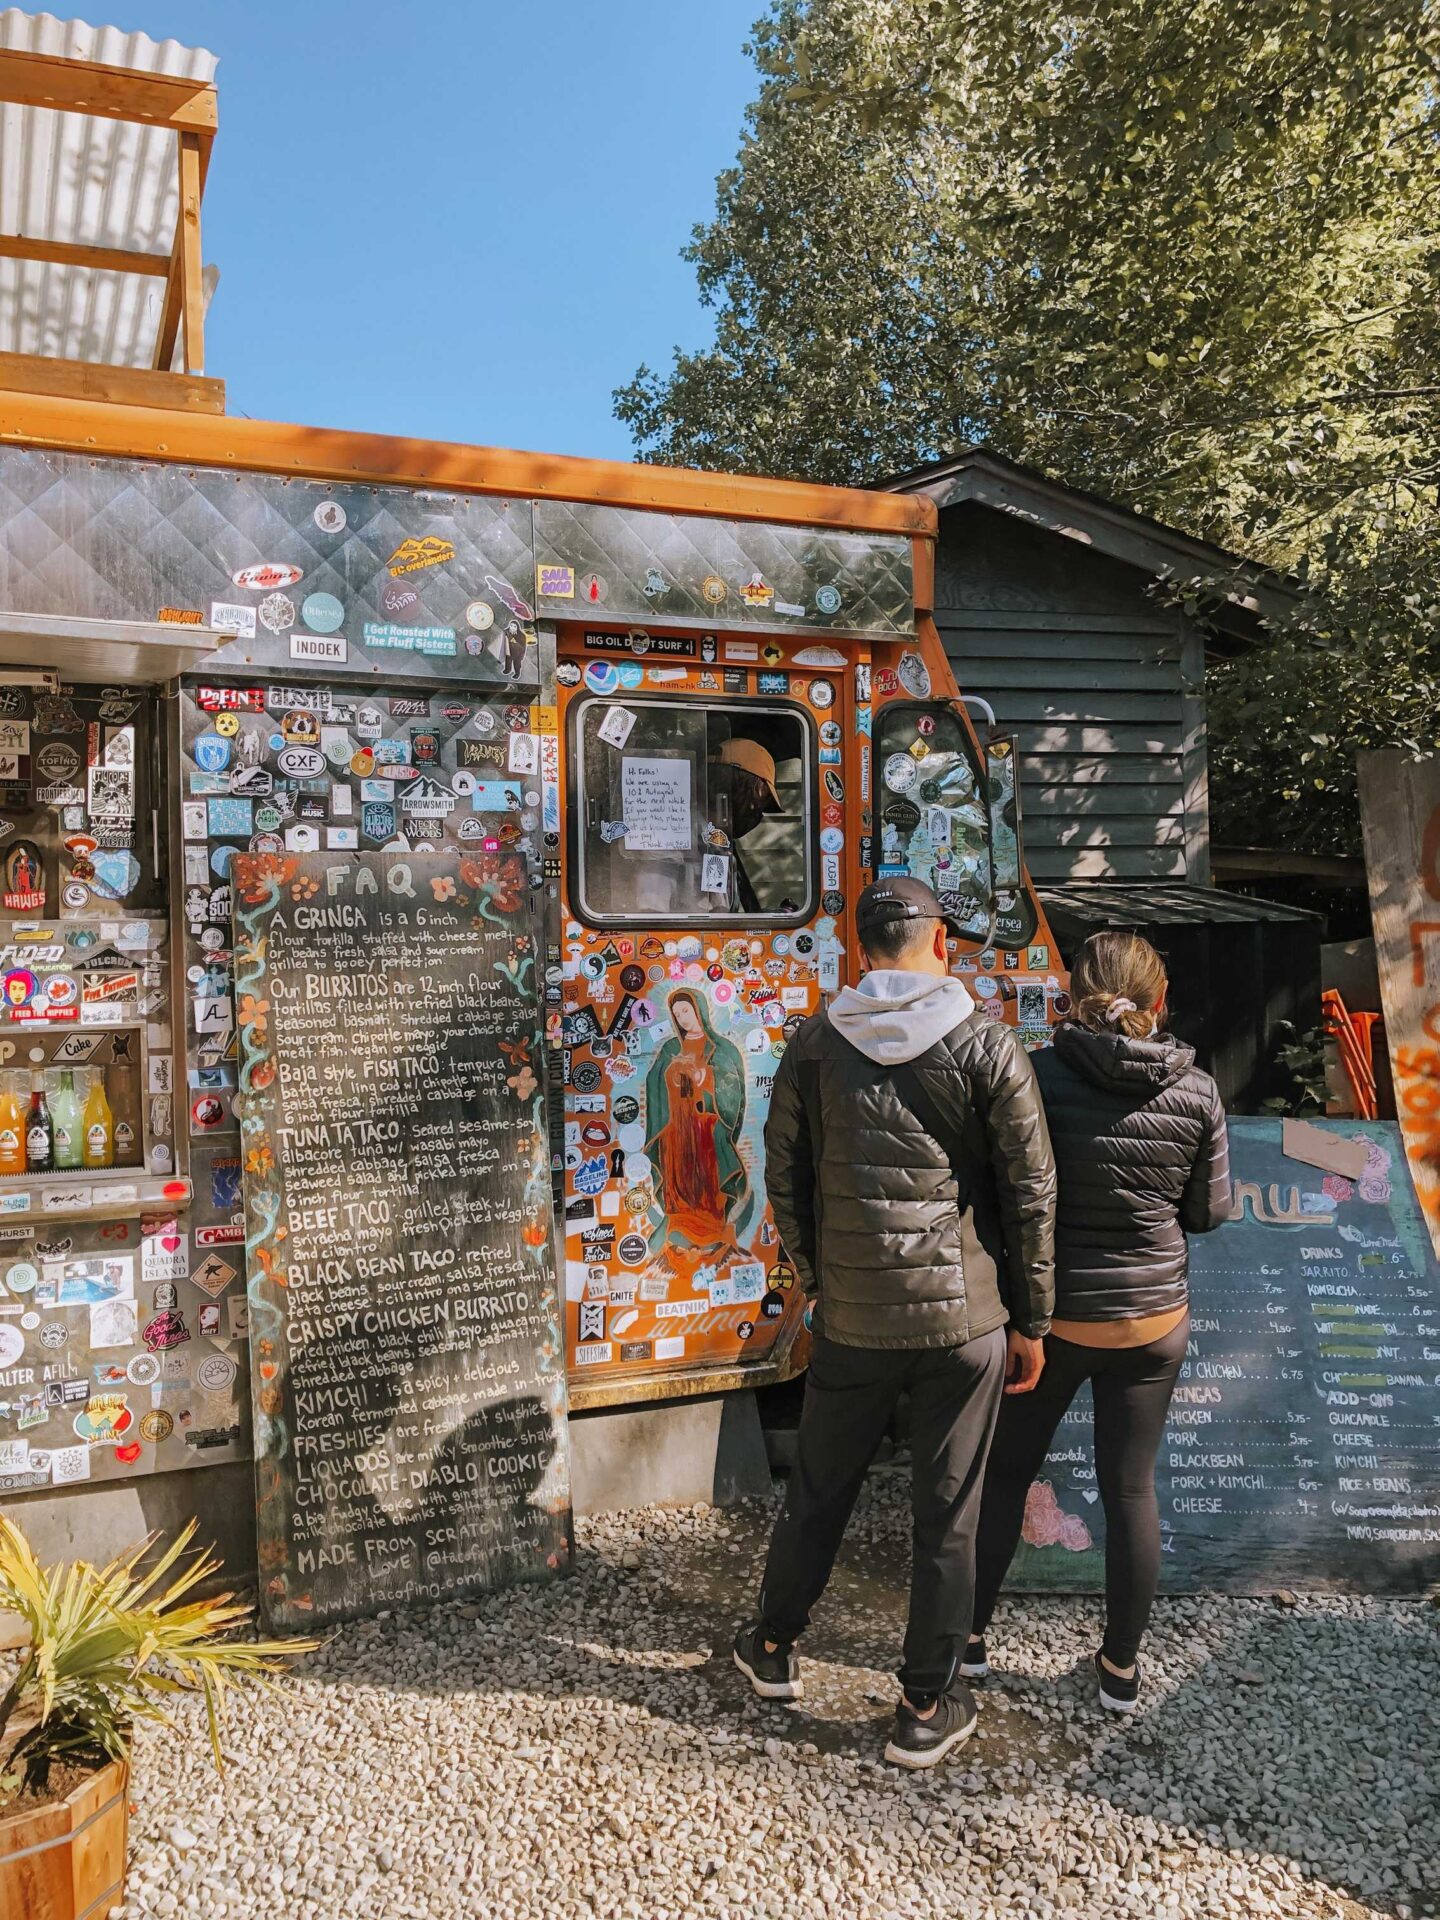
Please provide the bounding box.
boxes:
[188,772,229,794]
[815,584,842,616]
[88,851,141,900]
[302,592,345,634]
[471,781,521,812]
[584,661,619,694]
[193,732,232,773]
[373,739,412,766]
[268,732,286,752]
[210,1156,242,1211]
[819,826,844,854]
[361,802,396,841]
[758,672,788,695]
[856,706,872,738]
[574,1154,608,1197]
[818,748,842,765]
[616,663,644,690]
[210,845,236,878]
[207,798,254,838]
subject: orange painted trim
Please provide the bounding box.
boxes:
[0,388,938,538]
[911,533,935,615]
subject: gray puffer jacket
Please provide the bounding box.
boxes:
[764,970,1056,1349]
[1033,1021,1232,1319]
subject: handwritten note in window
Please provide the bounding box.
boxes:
[621,757,692,852]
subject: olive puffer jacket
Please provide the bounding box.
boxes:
[1033,1021,1232,1320]
[764,973,1056,1349]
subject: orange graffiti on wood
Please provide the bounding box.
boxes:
[1359,753,1440,1256]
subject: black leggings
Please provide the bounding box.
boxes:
[971,1314,1189,1668]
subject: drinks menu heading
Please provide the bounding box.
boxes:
[1011,1119,1440,1593]
[231,850,570,1631]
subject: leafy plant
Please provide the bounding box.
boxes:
[0,1515,318,1800]
[1260,1023,1331,1116]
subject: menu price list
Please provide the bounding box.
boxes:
[1010,1121,1440,1593]
[232,852,570,1630]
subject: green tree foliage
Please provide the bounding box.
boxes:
[616,0,1440,852]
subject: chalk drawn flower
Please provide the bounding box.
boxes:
[508,1063,538,1101]
[1322,1174,1353,1203]
[1020,1479,1092,1553]
[289,874,321,902]
[237,992,269,1034]
[238,852,299,904]
[431,874,457,902]
[245,1143,274,1177]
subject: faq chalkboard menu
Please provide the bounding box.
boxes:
[231,850,570,1631]
[1010,1120,1440,1594]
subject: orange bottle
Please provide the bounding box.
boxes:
[0,1077,24,1176]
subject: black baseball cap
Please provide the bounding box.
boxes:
[855,876,963,943]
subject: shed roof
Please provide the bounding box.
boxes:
[0,9,217,372]
[885,444,1298,650]
[1039,880,1321,929]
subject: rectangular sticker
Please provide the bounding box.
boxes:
[291,633,348,664]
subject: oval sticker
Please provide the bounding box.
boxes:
[277,747,326,777]
[232,563,302,591]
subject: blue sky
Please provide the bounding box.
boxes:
[129,1,761,459]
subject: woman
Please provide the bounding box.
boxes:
[966,931,1231,1712]
[643,988,753,1251]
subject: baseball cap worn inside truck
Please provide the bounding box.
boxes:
[855,876,964,943]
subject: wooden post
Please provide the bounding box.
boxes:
[1358,750,1440,1256]
[177,130,205,375]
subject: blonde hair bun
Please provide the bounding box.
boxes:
[1069,933,1167,1041]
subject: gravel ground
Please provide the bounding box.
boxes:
[113,1472,1436,1920]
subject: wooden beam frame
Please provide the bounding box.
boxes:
[0,46,218,388]
[0,46,216,130]
[0,234,171,276]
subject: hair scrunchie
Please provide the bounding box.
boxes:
[1105,997,1138,1023]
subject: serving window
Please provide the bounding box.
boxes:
[874,702,993,941]
[572,696,814,924]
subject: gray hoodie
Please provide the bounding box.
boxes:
[826,968,976,1065]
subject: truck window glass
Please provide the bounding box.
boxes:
[573,697,813,924]
[875,703,992,941]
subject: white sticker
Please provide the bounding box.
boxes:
[285,824,321,851]
[883,752,919,795]
[0,1439,29,1473]
[723,642,758,663]
[700,852,730,896]
[507,733,539,774]
[290,633,347,663]
[597,706,637,750]
[325,827,359,850]
[330,784,353,818]
[654,1335,686,1361]
[574,1342,613,1366]
[181,801,208,841]
[89,1298,138,1349]
[209,601,257,640]
[621,756,691,852]
[49,1444,91,1485]
[897,651,932,698]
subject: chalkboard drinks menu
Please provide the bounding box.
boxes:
[231,849,570,1631]
[1010,1120,1440,1594]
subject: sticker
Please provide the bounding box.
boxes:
[597,706,637,750]
[536,563,575,599]
[190,1253,237,1299]
[362,622,457,656]
[808,679,835,709]
[819,826,844,854]
[387,535,455,577]
[302,591,345,633]
[740,573,774,608]
[207,798,253,837]
[197,1353,237,1392]
[49,1444,91,1484]
[701,852,730,896]
[724,641,758,663]
[290,633,347,664]
[0,1323,23,1367]
[258,592,297,633]
[584,661,620,695]
[465,600,495,631]
[35,741,80,783]
[2,841,45,912]
[193,732,232,774]
[897,651,932,698]
[1027,944,1050,971]
[883,752,919,795]
[277,747,326,778]
[232,562,302,591]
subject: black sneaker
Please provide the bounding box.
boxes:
[959,1635,990,1681]
[733,1621,803,1701]
[1095,1651,1141,1714]
[883,1685,978,1770]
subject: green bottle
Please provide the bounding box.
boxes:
[51,1069,82,1171]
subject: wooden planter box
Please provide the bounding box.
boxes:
[0,1756,129,1919]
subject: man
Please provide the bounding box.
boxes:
[733,878,1056,1769]
[708,735,783,913]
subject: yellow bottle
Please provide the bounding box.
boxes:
[82,1072,114,1170]
[0,1077,23,1177]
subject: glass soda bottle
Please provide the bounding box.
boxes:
[51,1069,82,1170]
[26,1072,53,1174]
[82,1071,114,1169]
[0,1076,24,1176]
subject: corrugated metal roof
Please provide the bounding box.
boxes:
[0,8,217,369]
[1039,881,1322,927]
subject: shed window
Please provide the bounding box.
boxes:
[573,697,813,924]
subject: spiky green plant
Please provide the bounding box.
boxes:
[0,1514,318,1799]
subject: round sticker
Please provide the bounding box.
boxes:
[5,1261,37,1294]
[808,679,835,709]
[819,827,844,854]
[897,651,932,698]
[313,499,347,533]
[701,574,728,605]
[617,663,644,690]
[255,804,283,832]
[745,1028,768,1053]
[584,661,619,694]
[916,713,936,738]
[736,1319,755,1341]
[126,1352,160,1386]
[712,981,735,1004]
[771,934,792,957]
[197,1354,238,1392]
[884,752,919,794]
[760,1288,786,1320]
[249,833,285,855]
[613,1095,639,1126]
[209,846,235,879]
[302,592,345,634]
[39,1323,66,1350]
[191,1093,226,1130]
[214,711,242,739]
[815,584,842,615]
[617,1233,648,1265]
[571,1062,602,1094]
[974,975,999,999]
[556,661,581,688]
[579,573,608,606]
[821,890,845,915]
[580,953,605,980]
[350,749,376,777]
[258,592,296,634]
[619,965,645,992]
[0,1324,23,1367]
[140,1409,174,1444]
[466,600,496,632]
[819,721,842,747]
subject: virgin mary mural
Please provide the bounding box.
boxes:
[643,989,753,1252]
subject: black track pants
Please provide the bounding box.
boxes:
[758,1327,1007,1699]
[971,1313,1190,1668]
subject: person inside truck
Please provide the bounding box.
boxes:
[707,734,785,914]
